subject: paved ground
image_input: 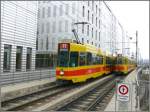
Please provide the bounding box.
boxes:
[1,77,56,102]
[104,69,140,111]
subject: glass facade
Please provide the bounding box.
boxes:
[26,48,32,70]
[16,46,23,71]
[3,45,11,72]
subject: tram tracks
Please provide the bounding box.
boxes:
[1,83,75,111]
[2,74,126,111]
[51,76,123,111]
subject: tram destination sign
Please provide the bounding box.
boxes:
[59,43,70,51]
[117,83,130,102]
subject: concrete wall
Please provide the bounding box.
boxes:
[1,1,38,73]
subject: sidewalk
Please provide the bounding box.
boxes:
[1,77,56,102]
[104,69,140,111]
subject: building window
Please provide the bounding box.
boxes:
[60,5,63,16]
[41,38,43,50]
[65,20,68,32]
[96,17,97,26]
[36,38,38,50]
[88,1,90,6]
[87,40,89,43]
[38,9,40,18]
[59,21,62,32]
[87,25,89,36]
[82,38,84,44]
[96,5,97,14]
[82,24,84,33]
[42,7,45,18]
[99,32,100,41]
[96,30,97,40]
[66,4,69,15]
[83,6,85,17]
[72,3,75,14]
[53,5,57,17]
[46,37,49,50]
[48,7,51,17]
[46,22,50,33]
[92,1,94,10]
[3,44,11,72]
[99,20,100,29]
[16,46,22,71]
[92,28,93,38]
[88,10,89,21]
[99,9,100,16]
[52,21,56,33]
[26,48,32,70]
[92,14,93,24]
[41,23,44,34]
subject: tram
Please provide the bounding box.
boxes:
[56,42,114,83]
[113,55,136,74]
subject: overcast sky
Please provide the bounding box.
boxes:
[106,1,149,60]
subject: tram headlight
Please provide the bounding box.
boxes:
[60,71,64,75]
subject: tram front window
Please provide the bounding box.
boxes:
[69,52,78,67]
[117,58,123,64]
[58,51,69,67]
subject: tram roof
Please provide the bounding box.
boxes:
[68,43,104,55]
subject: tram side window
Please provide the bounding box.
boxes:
[99,56,103,64]
[95,55,102,65]
[69,52,78,67]
[92,54,97,65]
[87,52,92,65]
[79,52,86,66]
[125,58,128,64]
[106,57,109,64]
[106,57,112,65]
[96,56,100,64]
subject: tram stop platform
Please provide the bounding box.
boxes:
[105,69,140,111]
[0,77,56,102]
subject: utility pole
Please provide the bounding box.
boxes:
[136,31,138,66]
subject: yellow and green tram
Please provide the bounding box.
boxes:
[56,42,113,83]
[113,55,136,74]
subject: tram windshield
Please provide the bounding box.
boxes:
[58,51,69,67]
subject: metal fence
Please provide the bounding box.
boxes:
[114,68,149,111]
[138,68,149,111]
[0,69,55,86]
[138,80,149,111]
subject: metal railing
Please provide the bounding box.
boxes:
[137,67,149,111]
[0,69,55,86]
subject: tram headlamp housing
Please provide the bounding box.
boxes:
[60,71,64,75]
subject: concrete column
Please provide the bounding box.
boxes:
[10,45,16,72]
[32,47,36,71]
[22,47,27,72]
[0,43,4,73]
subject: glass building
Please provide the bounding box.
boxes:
[37,1,126,68]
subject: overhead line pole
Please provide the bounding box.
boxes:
[136,31,138,66]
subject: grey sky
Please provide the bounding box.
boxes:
[106,1,149,60]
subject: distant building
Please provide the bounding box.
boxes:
[0,1,38,73]
[37,1,126,68]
